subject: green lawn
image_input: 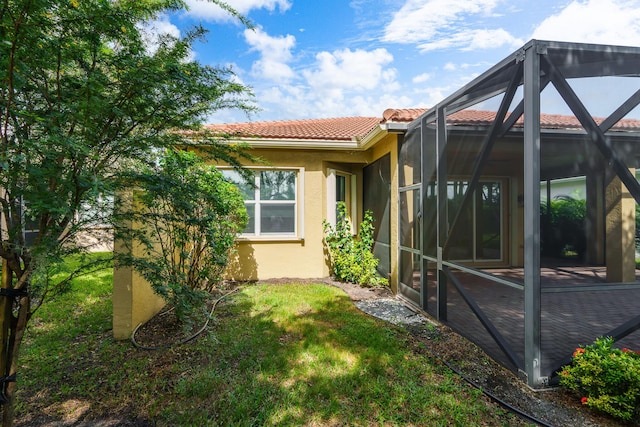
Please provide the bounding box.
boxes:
[16,261,525,426]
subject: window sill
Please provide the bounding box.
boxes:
[236,236,305,243]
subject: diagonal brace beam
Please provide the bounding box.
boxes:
[607,313,640,342]
[499,77,551,137]
[444,266,524,370]
[443,62,524,256]
[599,88,640,132]
[550,313,640,379]
[543,57,640,204]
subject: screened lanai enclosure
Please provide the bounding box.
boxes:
[399,40,640,387]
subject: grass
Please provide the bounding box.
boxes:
[16,257,525,426]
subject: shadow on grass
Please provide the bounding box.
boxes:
[160,283,505,426]
[16,279,517,426]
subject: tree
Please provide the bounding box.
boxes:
[115,149,248,326]
[0,1,254,424]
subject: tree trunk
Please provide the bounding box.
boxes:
[0,260,30,427]
[1,293,28,427]
[0,260,12,427]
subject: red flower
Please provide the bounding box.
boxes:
[573,348,585,357]
[622,348,630,353]
[581,397,589,404]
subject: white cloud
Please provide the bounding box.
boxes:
[382,0,522,52]
[303,48,395,92]
[238,47,404,119]
[222,62,247,85]
[244,27,296,81]
[258,85,315,118]
[412,72,432,84]
[138,15,190,56]
[184,0,291,22]
[413,85,453,108]
[255,86,417,120]
[383,0,500,43]
[144,16,181,39]
[531,0,640,46]
[300,48,401,117]
[459,61,492,69]
[464,28,523,50]
[417,28,522,52]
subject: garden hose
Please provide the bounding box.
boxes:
[363,300,556,427]
[131,288,238,351]
[433,352,555,427]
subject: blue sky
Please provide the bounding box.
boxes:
[158,0,640,123]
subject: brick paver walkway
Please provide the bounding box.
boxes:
[421,266,640,379]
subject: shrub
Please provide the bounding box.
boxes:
[323,203,388,287]
[540,196,586,259]
[115,149,248,324]
[559,336,640,421]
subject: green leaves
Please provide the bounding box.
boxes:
[560,336,640,420]
[115,149,248,324]
[0,0,255,294]
[0,2,255,420]
[540,196,587,259]
[323,202,388,287]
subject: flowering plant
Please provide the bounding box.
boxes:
[559,336,640,421]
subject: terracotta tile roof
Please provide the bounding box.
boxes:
[448,110,504,125]
[382,108,428,122]
[205,116,381,141]
[386,108,640,130]
[204,108,640,143]
[447,110,640,131]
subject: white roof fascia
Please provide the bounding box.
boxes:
[231,137,360,150]
[358,122,408,150]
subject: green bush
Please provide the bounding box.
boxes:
[323,203,388,287]
[559,336,640,421]
[541,196,586,259]
[115,149,248,324]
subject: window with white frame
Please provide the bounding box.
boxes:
[222,168,301,237]
[326,169,356,227]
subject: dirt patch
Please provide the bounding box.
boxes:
[132,286,239,349]
[321,278,395,301]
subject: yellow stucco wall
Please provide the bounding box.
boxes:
[223,148,372,280]
[112,204,165,340]
[605,169,637,282]
[112,135,401,339]
[221,137,400,285]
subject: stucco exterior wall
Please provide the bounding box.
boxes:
[112,137,400,339]
[605,170,637,282]
[223,148,371,281]
[112,206,165,340]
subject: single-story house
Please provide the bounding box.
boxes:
[114,39,640,388]
[200,111,416,284]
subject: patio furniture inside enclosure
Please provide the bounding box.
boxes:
[399,40,640,388]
